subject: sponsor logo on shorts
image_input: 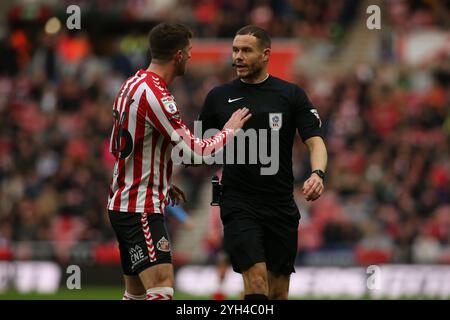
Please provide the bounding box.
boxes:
[129,244,146,268]
[157,236,171,252]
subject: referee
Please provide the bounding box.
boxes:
[198,25,328,300]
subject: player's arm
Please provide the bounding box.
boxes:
[167,109,250,164]
[145,88,250,164]
[179,89,222,168]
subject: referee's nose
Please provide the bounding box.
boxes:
[235,51,243,61]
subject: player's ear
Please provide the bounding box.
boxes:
[174,50,183,63]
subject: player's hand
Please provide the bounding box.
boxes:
[223,108,252,133]
[168,184,187,206]
[302,173,324,201]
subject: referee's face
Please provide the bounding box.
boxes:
[232,35,269,81]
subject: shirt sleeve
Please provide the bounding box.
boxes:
[144,87,233,164]
[293,86,323,142]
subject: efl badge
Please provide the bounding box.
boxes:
[161,97,178,114]
[310,108,322,127]
[269,113,282,130]
[157,236,171,252]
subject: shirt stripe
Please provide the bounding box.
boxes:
[108,70,234,213]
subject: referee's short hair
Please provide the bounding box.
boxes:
[149,23,192,61]
[236,25,271,50]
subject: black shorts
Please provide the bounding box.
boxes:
[108,210,172,276]
[220,195,300,275]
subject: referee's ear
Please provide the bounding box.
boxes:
[262,48,271,63]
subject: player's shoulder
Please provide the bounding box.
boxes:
[119,69,152,94]
[116,70,148,100]
[140,72,173,99]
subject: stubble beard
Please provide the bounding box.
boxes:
[238,63,264,82]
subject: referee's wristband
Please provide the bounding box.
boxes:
[311,169,325,181]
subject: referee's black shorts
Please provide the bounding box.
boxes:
[219,193,300,275]
[108,210,172,276]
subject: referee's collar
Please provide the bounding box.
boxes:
[239,73,270,85]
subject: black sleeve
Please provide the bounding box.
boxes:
[293,86,323,142]
[198,89,221,138]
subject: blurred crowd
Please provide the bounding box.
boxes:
[9,0,358,41]
[0,0,449,265]
[293,59,450,264]
[387,0,449,30]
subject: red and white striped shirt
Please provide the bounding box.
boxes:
[107,69,233,213]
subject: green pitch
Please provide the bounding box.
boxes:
[0,287,216,300]
[1,287,447,300]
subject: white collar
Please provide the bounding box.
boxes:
[240,73,270,84]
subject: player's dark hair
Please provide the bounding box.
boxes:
[149,23,192,61]
[235,25,271,49]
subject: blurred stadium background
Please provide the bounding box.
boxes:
[0,0,449,300]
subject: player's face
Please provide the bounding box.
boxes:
[232,35,269,81]
[175,41,192,76]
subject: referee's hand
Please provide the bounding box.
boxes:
[302,174,324,201]
[224,108,252,133]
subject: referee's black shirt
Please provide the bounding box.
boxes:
[198,75,323,201]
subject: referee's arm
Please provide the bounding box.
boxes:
[302,136,327,201]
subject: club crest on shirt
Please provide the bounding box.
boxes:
[161,97,178,114]
[269,113,282,130]
[157,236,171,252]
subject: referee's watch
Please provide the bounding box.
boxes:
[311,169,325,181]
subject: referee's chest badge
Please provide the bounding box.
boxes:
[269,113,282,130]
